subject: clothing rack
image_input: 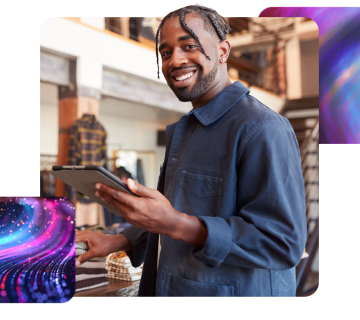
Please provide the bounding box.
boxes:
[40,154,58,197]
[40,171,56,197]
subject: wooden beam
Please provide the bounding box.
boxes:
[40,51,69,86]
[283,97,319,111]
[227,55,263,73]
[228,17,249,34]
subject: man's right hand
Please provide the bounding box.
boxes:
[75,230,133,267]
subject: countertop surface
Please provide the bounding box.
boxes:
[74,278,140,297]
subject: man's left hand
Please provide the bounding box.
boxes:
[95,179,183,238]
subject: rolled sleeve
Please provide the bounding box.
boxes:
[120,225,149,267]
[192,216,232,268]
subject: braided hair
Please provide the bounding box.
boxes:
[155,5,231,78]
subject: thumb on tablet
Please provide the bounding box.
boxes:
[127,178,153,197]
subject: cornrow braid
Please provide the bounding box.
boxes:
[197,5,230,35]
[179,8,211,61]
[155,5,231,79]
[155,13,172,79]
[207,12,226,41]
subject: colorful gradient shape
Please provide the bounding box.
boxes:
[260,7,360,144]
[0,198,75,303]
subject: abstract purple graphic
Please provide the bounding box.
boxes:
[260,7,360,143]
[0,198,75,303]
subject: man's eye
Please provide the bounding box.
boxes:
[185,45,196,49]
[162,51,171,57]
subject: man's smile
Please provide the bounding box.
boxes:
[170,70,197,88]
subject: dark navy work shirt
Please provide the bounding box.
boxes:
[121,81,307,296]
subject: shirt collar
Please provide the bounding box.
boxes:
[187,81,250,126]
[81,114,96,124]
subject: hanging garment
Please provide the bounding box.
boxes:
[45,172,55,197]
[136,159,145,185]
[140,17,156,41]
[103,166,131,226]
[116,166,132,182]
[66,114,108,203]
[129,17,140,41]
[40,171,56,197]
[40,173,44,197]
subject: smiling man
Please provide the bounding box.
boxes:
[157,6,231,106]
[76,5,307,297]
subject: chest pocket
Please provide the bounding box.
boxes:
[175,171,223,217]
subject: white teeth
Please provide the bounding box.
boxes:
[175,72,194,81]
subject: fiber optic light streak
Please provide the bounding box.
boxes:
[260,7,360,143]
[0,198,75,303]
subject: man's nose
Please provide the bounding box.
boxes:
[168,48,188,67]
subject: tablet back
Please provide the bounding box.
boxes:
[51,169,133,217]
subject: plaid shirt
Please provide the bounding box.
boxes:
[66,114,108,202]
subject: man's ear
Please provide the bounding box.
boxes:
[219,40,231,63]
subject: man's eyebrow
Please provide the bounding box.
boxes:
[159,35,195,52]
[159,42,168,52]
[178,35,195,42]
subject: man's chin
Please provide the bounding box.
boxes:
[171,86,193,102]
[177,97,192,102]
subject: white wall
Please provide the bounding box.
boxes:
[80,17,105,30]
[40,82,58,155]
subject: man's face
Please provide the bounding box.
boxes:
[159,14,219,102]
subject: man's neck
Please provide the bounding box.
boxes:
[191,74,232,110]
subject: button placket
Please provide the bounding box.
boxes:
[164,116,196,201]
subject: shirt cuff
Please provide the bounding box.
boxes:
[192,216,232,268]
[119,225,146,245]
[119,225,148,268]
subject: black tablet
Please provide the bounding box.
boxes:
[51,165,138,217]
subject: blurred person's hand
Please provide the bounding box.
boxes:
[75,230,132,267]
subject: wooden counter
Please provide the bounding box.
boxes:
[74,278,140,297]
